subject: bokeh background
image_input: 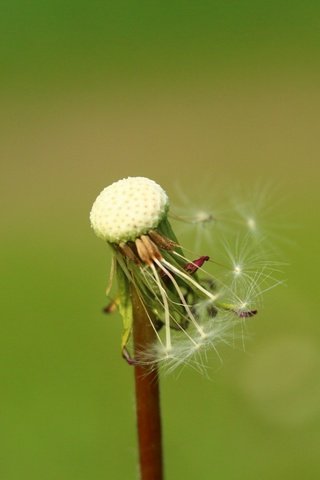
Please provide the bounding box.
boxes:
[1,2,320,479]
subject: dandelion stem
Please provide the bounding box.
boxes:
[131,285,164,480]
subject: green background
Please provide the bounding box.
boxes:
[1,2,319,479]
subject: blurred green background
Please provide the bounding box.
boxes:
[1,2,320,479]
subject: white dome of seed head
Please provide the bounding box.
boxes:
[90,177,169,243]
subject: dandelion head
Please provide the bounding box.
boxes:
[90,177,169,243]
[90,176,276,373]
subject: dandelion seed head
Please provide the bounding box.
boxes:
[90,177,282,373]
[90,177,169,243]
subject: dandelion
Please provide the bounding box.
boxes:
[89,176,280,480]
[90,176,257,371]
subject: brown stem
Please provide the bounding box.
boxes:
[131,286,164,480]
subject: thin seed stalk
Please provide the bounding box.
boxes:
[131,285,164,480]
